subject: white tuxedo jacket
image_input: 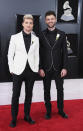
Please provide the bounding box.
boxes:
[8,31,39,75]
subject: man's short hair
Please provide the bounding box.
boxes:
[45,11,56,18]
[23,14,33,22]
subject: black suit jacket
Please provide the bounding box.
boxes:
[39,28,68,72]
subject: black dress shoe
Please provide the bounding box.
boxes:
[9,120,16,128]
[58,111,68,118]
[24,116,35,124]
[45,113,51,119]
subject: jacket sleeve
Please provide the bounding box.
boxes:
[39,32,43,70]
[62,33,68,70]
[7,36,16,73]
[34,37,39,72]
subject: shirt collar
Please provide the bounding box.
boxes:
[47,28,57,34]
[22,30,31,37]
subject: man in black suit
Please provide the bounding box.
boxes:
[39,11,68,119]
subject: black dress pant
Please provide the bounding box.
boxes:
[43,66,64,114]
[11,61,35,121]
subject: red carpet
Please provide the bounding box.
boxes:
[0,100,83,131]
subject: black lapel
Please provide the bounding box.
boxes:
[42,29,51,48]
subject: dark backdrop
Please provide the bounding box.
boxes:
[79,0,83,77]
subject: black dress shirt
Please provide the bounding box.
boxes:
[22,30,31,53]
[46,29,57,47]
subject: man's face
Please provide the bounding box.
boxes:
[45,15,56,28]
[22,18,33,32]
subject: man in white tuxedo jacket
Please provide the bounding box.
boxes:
[8,14,39,127]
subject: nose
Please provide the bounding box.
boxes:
[49,20,52,22]
[27,24,30,27]
[27,23,30,26]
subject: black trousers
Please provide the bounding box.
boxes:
[11,61,35,121]
[43,66,64,114]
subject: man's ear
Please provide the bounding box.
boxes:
[22,22,24,27]
[55,18,57,23]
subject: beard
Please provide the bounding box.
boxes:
[47,22,55,28]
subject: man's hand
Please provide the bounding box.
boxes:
[11,72,13,75]
[61,69,67,78]
[39,69,45,77]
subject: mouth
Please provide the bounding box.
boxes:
[48,23,55,27]
[48,23,54,27]
[49,22,54,24]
